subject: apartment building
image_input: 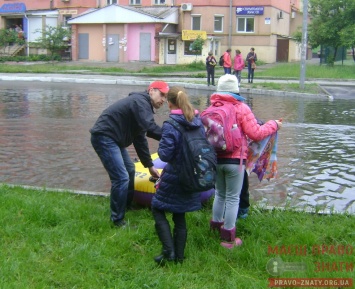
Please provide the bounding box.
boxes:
[0,0,304,64]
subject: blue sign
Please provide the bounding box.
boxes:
[0,3,26,13]
[236,6,264,15]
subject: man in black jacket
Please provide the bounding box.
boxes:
[90,81,169,227]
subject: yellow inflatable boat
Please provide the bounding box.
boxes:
[133,153,215,207]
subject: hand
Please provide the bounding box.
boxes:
[148,166,160,179]
[275,119,283,130]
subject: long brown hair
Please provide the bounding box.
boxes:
[167,86,195,122]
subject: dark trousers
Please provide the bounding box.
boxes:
[247,63,255,81]
[239,170,250,210]
[152,208,186,231]
[152,207,187,261]
[206,67,215,85]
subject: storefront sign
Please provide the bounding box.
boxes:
[0,3,26,13]
[236,6,264,15]
[182,30,207,41]
[59,10,78,15]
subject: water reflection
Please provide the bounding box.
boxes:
[0,81,354,213]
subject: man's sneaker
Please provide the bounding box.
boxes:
[238,208,249,219]
[113,220,127,228]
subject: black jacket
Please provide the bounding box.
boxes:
[90,91,162,167]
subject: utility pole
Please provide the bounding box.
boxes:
[299,0,308,89]
[229,0,232,48]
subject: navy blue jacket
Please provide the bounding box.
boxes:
[90,91,162,168]
[151,111,204,213]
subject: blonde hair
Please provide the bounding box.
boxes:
[167,86,195,122]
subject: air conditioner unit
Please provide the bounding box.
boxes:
[181,3,193,11]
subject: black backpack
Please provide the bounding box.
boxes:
[219,55,224,66]
[166,118,217,193]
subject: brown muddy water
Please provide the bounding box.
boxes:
[1,81,354,213]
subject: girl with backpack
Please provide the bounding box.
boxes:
[151,86,207,265]
[208,74,282,248]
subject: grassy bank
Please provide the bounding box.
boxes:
[1,185,354,289]
[0,60,354,80]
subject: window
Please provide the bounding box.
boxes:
[130,0,141,5]
[107,0,117,4]
[154,0,165,4]
[214,16,223,32]
[191,15,201,30]
[63,15,71,27]
[184,41,202,56]
[237,17,254,33]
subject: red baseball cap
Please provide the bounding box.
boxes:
[148,81,169,94]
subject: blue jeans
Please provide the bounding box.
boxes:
[224,67,232,74]
[91,134,135,223]
[212,164,245,230]
[247,63,255,81]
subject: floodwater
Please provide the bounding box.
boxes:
[1,81,354,213]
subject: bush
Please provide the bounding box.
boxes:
[0,54,62,62]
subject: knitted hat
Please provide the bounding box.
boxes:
[217,74,239,94]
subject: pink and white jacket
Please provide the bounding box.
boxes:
[234,54,245,71]
[210,92,278,160]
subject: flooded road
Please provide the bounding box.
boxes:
[1,81,354,213]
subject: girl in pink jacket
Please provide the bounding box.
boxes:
[209,74,282,249]
[233,49,245,85]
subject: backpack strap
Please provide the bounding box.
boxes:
[166,118,185,134]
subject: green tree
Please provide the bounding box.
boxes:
[34,25,71,60]
[308,0,355,62]
[0,28,25,54]
[190,35,205,61]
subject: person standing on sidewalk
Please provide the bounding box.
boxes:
[233,49,245,85]
[90,81,169,227]
[223,48,232,74]
[206,51,217,86]
[246,47,257,83]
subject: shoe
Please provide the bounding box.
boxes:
[113,220,127,228]
[220,238,243,249]
[154,250,175,265]
[238,208,249,219]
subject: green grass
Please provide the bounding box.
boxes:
[1,185,354,289]
[257,62,355,79]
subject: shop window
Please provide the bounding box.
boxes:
[130,0,141,5]
[154,0,165,4]
[191,15,201,30]
[184,41,202,56]
[214,16,223,32]
[237,17,254,33]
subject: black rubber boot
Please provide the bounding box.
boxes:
[154,222,175,265]
[174,229,187,264]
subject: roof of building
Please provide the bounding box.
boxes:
[68,4,179,25]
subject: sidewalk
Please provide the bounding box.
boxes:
[1,59,353,99]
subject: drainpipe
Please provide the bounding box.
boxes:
[228,0,232,48]
[24,13,29,56]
